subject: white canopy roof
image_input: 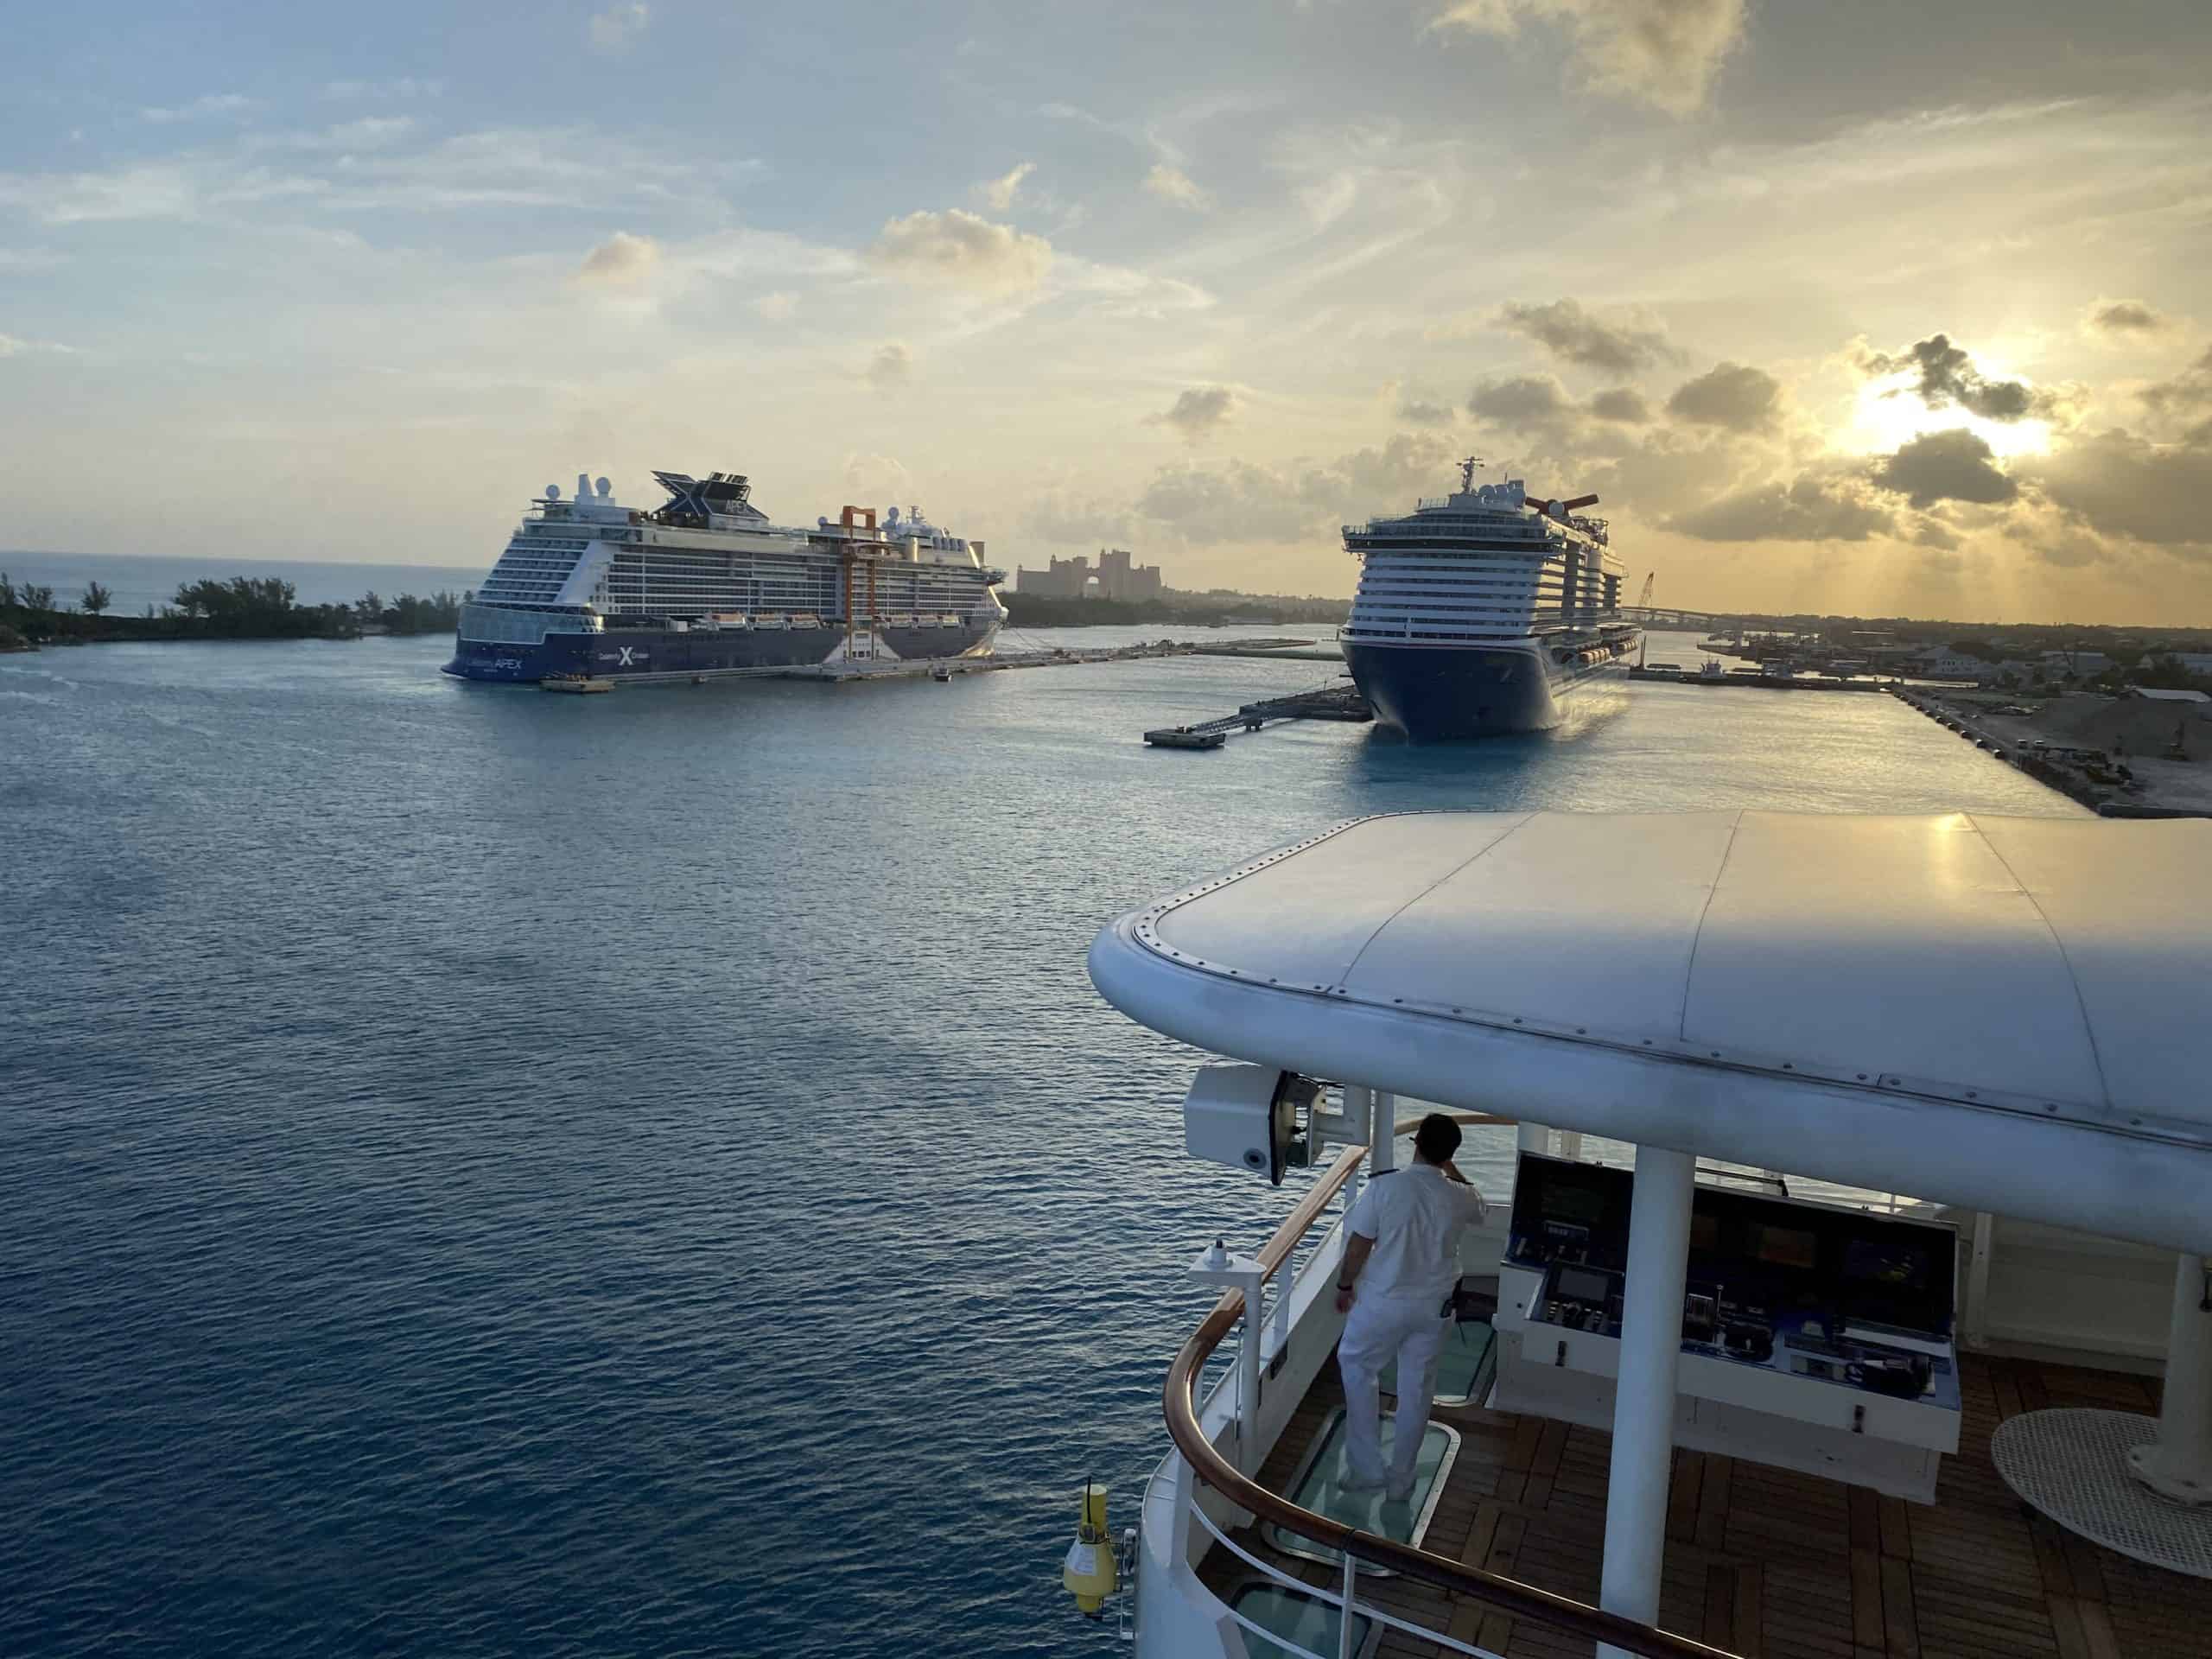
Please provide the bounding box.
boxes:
[1089,811,2212,1255]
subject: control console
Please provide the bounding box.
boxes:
[1505,1154,1958,1408]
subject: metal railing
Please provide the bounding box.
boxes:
[1163,1114,1738,1659]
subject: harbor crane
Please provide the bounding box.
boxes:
[1635,571,1653,666]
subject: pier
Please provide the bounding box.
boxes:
[1142,680,1371,749]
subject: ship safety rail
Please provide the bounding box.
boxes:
[1165,1110,1739,1659]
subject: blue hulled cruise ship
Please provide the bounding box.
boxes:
[1339,461,1638,740]
[445,469,1007,683]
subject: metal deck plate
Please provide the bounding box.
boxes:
[1991,1408,2212,1580]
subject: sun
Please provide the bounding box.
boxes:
[1846,376,2052,460]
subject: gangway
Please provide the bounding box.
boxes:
[1143,679,1371,749]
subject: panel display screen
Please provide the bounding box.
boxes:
[1844,1238,1929,1291]
[1555,1266,1614,1303]
[1546,1184,1610,1226]
[1749,1223,1818,1271]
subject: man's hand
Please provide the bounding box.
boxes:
[1335,1284,1356,1314]
[1444,1160,1471,1185]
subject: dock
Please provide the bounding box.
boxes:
[1631,665,1893,693]
[1143,680,1371,749]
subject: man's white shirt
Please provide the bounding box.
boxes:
[1344,1164,1487,1302]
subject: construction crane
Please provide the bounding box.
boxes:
[1635,571,1654,667]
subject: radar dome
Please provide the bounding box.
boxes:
[595,477,611,497]
[544,484,562,500]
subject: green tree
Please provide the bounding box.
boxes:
[83,580,112,615]
[20,582,54,613]
[0,572,16,610]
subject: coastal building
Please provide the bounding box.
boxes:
[1910,650,2005,683]
[2040,649,2113,677]
[2130,686,2212,712]
[1015,549,1164,601]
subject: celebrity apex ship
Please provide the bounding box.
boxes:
[443,469,1007,683]
[1340,461,1638,739]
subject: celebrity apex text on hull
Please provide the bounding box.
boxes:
[444,470,1007,684]
[1340,460,1639,740]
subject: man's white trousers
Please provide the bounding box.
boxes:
[1337,1289,1450,1490]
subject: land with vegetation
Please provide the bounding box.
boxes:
[1001,587,1345,629]
[0,572,465,651]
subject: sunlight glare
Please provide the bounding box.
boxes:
[1847,376,2051,459]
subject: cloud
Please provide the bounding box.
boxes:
[1871,429,2018,509]
[1587,386,1652,423]
[843,452,912,501]
[976,162,1035,212]
[867,208,1053,294]
[753,290,798,321]
[1468,372,1578,429]
[1665,362,1782,432]
[1496,298,1675,376]
[589,3,651,51]
[1670,474,1894,543]
[1149,385,1240,442]
[1396,395,1458,427]
[868,341,913,389]
[1431,0,1747,116]
[0,333,79,358]
[1141,163,1211,211]
[2085,298,2173,337]
[1137,461,1325,545]
[2021,427,2212,548]
[322,78,443,100]
[1854,332,2058,423]
[2138,346,2212,442]
[142,93,253,124]
[576,230,659,287]
[1020,490,1135,547]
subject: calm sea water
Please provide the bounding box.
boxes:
[0,622,2077,1659]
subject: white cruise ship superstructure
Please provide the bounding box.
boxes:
[444,468,1006,683]
[1341,461,1637,739]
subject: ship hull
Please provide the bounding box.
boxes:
[442,621,1000,683]
[1343,639,1634,741]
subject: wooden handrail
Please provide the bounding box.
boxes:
[1165,1122,1737,1659]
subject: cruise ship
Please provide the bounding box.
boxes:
[1340,461,1638,739]
[1070,810,2212,1657]
[443,469,1006,683]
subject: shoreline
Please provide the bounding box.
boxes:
[1896,687,2212,818]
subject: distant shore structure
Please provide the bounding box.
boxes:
[1016,548,1164,601]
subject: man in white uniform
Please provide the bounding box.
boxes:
[1333,1113,1487,1499]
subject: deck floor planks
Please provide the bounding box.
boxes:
[1193,1351,2212,1659]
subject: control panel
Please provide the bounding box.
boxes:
[1504,1154,1959,1411]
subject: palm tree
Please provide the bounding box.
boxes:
[83,580,112,616]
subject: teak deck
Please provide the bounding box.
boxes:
[1205,1353,2212,1658]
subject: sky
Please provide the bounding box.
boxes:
[2,0,2209,625]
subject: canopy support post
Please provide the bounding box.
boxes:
[2127,1251,2212,1505]
[1597,1145,1694,1658]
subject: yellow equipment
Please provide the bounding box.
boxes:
[1062,1483,1118,1618]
